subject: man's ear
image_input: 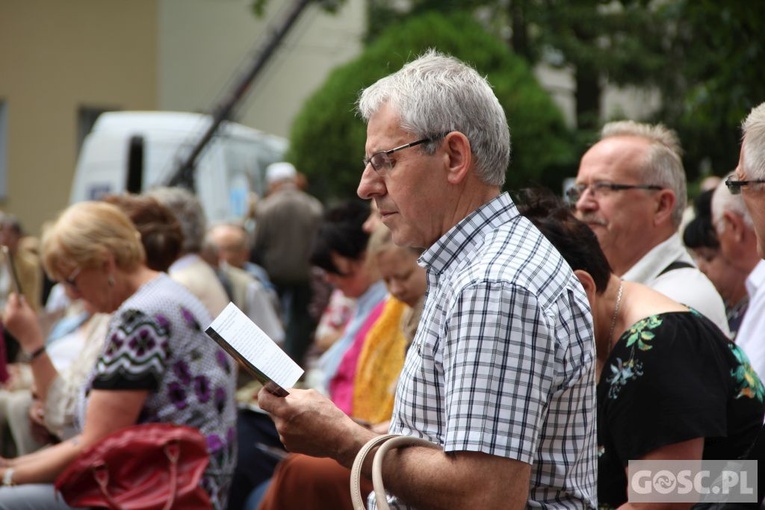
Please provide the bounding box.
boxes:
[653,190,676,226]
[443,132,472,185]
[723,210,746,242]
[573,269,597,308]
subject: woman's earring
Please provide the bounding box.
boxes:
[107,275,115,287]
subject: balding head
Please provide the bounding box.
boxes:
[207,223,250,269]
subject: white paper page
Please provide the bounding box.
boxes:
[207,302,303,390]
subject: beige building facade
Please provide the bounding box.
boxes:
[1,0,653,236]
[0,0,365,235]
[0,0,158,235]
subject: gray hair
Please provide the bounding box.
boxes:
[147,187,206,254]
[712,172,754,231]
[741,103,765,180]
[601,120,687,227]
[357,49,510,187]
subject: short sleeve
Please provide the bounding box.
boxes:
[443,282,555,463]
[91,309,171,391]
[599,314,729,465]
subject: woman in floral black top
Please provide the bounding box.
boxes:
[518,190,765,509]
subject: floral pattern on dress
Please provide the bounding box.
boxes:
[729,343,765,401]
[606,357,644,400]
[605,316,662,400]
[82,275,237,510]
[624,315,662,351]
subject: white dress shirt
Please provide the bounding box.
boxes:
[733,260,765,382]
[622,233,730,336]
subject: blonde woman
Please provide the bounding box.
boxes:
[0,201,237,510]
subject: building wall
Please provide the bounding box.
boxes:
[535,64,661,129]
[0,0,158,235]
[0,0,657,236]
[158,0,366,138]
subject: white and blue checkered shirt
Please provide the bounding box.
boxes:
[370,193,597,509]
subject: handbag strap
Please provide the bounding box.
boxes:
[91,439,182,510]
[351,434,398,510]
[350,434,440,510]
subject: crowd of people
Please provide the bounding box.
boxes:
[0,49,762,510]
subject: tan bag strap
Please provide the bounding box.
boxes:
[350,434,440,510]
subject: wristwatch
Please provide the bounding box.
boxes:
[18,346,46,364]
[2,468,14,486]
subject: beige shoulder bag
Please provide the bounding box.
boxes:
[350,434,441,510]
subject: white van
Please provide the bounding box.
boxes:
[70,111,288,222]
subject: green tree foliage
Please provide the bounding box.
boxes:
[288,10,575,201]
[657,0,765,178]
[363,0,765,182]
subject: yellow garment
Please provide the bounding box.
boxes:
[352,298,408,425]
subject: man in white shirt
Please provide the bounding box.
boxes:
[148,187,229,317]
[571,120,729,335]
[725,104,765,381]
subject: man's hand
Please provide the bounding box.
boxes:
[257,387,376,465]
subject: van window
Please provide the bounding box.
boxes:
[223,137,284,200]
[77,107,112,156]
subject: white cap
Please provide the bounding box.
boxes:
[266,162,297,185]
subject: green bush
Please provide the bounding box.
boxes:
[288,11,576,201]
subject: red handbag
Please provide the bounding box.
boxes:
[54,423,212,510]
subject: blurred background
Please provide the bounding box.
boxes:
[1,0,763,235]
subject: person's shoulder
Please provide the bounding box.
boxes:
[653,265,723,304]
[128,274,213,322]
[221,263,253,289]
[452,240,571,310]
[483,217,568,282]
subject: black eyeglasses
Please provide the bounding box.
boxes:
[724,176,765,195]
[363,133,449,173]
[566,181,663,202]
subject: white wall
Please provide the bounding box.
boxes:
[158,0,366,138]
[535,63,661,129]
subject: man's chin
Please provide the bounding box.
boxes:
[388,226,418,249]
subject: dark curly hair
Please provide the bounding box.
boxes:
[103,193,184,272]
[310,200,370,275]
[515,188,612,294]
[682,189,719,250]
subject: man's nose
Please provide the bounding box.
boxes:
[575,188,598,212]
[357,165,384,200]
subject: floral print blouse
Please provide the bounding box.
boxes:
[77,274,238,510]
[597,310,765,509]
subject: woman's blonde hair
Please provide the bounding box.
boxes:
[42,201,145,281]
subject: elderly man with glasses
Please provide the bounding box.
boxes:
[718,103,765,378]
[258,50,597,509]
[571,120,729,335]
[710,172,765,383]
[728,103,765,255]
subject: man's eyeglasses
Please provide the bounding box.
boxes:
[363,133,449,173]
[724,176,765,195]
[566,181,663,202]
[62,266,81,292]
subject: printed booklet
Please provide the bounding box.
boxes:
[206,302,303,397]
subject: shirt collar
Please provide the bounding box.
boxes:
[620,233,693,283]
[419,193,517,275]
[745,259,765,298]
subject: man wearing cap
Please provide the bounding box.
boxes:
[252,162,323,366]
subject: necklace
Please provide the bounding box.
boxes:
[607,280,624,353]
